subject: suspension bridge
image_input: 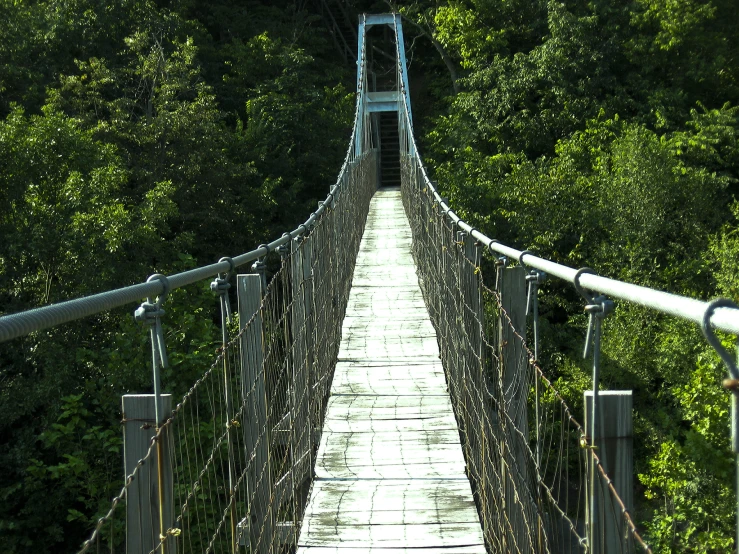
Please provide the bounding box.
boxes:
[3,12,739,554]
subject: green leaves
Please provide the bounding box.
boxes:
[0,105,133,308]
[0,3,353,552]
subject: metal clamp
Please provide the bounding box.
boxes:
[525,270,547,314]
[306,217,317,232]
[519,251,547,362]
[218,256,235,278]
[277,233,291,259]
[135,274,170,369]
[582,296,615,359]
[211,257,234,322]
[252,249,268,293]
[135,274,170,429]
[520,251,547,316]
[574,268,614,359]
[492,254,507,292]
[275,233,291,261]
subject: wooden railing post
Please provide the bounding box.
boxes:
[237,274,273,554]
[122,394,175,554]
[300,235,316,441]
[464,234,493,538]
[498,266,534,552]
[585,390,634,554]
[290,237,313,500]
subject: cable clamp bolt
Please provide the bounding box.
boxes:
[210,278,231,294]
[277,234,291,258]
[135,274,170,368]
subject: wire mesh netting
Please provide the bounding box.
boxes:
[78,150,377,554]
[400,151,651,554]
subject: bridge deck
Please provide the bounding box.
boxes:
[297,188,486,553]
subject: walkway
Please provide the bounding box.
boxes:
[296,187,486,553]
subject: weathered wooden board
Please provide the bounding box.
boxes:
[300,480,483,547]
[339,332,438,345]
[331,364,447,395]
[305,502,478,525]
[300,544,487,554]
[361,222,409,230]
[315,429,467,479]
[346,288,424,302]
[331,377,446,396]
[317,428,463,449]
[338,338,440,361]
[324,394,454,416]
[351,265,418,279]
[346,294,426,309]
[301,520,483,545]
[341,318,436,337]
[359,229,413,241]
[323,396,458,432]
[296,189,484,553]
[355,254,415,267]
[323,419,457,434]
[359,234,412,245]
[351,272,419,288]
[341,304,429,319]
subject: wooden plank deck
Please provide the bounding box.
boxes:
[297,187,486,554]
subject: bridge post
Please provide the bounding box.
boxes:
[301,237,318,449]
[122,394,175,554]
[584,390,634,554]
[445,229,467,442]
[290,237,313,519]
[498,266,536,553]
[464,234,494,537]
[237,274,273,554]
[457,231,474,467]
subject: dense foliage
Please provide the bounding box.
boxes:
[398,0,739,551]
[0,1,355,551]
[2,0,739,551]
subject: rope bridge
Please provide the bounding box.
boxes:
[2,11,739,554]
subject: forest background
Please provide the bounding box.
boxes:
[1,0,739,552]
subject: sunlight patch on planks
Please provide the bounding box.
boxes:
[296,188,485,553]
